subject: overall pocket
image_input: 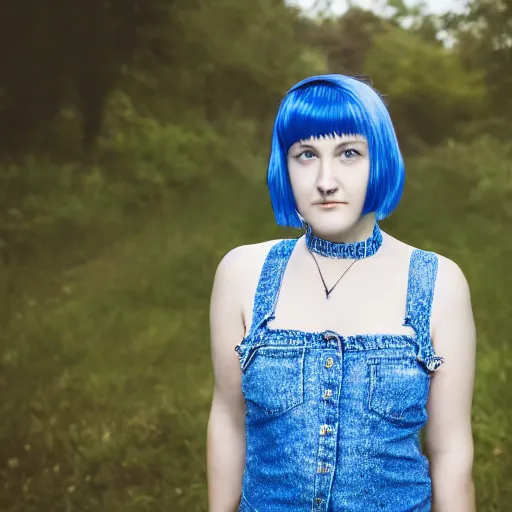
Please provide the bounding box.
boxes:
[367,357,430,427]
[241,345,305,416]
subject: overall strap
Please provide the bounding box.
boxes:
[247,238,298,340]
[403,249,444,372]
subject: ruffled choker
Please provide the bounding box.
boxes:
[305,223,383,259]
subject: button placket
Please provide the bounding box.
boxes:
[312,332,344,511]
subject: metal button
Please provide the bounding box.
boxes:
[320,425,332,435]
[323,331,343,341]
[323,389,332,400]
[315,497,322,504]
[325,357,334,368]
[317,462,330,473]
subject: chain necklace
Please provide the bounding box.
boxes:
[308,251,358,299]
[304,223,383,299]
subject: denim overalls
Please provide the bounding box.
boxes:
[235,238,444,512]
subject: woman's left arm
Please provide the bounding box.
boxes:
[425,256,477,512]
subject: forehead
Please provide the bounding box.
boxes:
[292,133,368,147]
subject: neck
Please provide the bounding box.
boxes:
[305,221,383,260]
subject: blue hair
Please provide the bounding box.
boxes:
[267,74,405,228]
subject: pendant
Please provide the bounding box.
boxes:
[325,290,331,299]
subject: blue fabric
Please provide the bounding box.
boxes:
[234,239,444,511]
[306,222,383,260]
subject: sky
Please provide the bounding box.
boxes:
[287,0,468,16]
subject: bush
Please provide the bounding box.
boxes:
[0,89,268,270]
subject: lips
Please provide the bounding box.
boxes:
[316,202,343,209]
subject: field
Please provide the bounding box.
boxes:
[1,146,511,511]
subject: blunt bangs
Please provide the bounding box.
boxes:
[276,81,373,151]
[267,74,405,228]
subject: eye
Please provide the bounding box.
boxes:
[342,148,361,159]
[297,150,316,160]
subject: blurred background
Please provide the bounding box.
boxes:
[0,0,510,510]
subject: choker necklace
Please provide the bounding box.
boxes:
[305,222,383,259]
[305,223,383,299]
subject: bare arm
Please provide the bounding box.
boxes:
[426,256,477,511]
[207,247,248,512]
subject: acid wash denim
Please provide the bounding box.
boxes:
[234,239,444,512]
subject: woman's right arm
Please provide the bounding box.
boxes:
[207,247,248,512]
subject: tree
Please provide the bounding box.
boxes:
[0,0,322,157]
[364,26,486,149]
[0,0,175,155]
[443,0,512,118]
[298,7,385,75]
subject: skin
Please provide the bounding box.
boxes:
[207,133,476,511]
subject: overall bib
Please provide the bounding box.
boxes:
[235,239,444,512]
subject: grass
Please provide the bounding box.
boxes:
[0,153,511,510]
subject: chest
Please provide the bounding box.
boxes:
[245,250,415,338]
[240,341,430,429]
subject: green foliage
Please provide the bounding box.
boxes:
[445,0,512,117]
[0,90,268,300]
[386,0,440,42]
[1,136,512,510]
[411,136,512,222]
[456,117,512,144]
[0,167,264,511]
[100,91,221,188]
[301,8,385,75]
[0,0,311,155]
[1,0,512,508]
[0,0,174,154]
[162,0,319,123]
[364,26,487,149]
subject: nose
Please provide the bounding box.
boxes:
[318,185,337,197]
[316,158,338,197]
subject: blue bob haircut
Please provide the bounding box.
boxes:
[267,74,405,228]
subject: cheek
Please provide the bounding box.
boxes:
[347,164,370,196]
[288,163,313,197]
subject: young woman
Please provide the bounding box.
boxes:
[207,74,476,512]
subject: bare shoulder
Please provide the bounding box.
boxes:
[384,231,470,290]
[213,238,286,336]
[212,238,285,315]
[383,232,472,311]
[215,238,284,278]
[383,233,475,354]
[209,239,285,383]
[433,252,471,298]
[412,251,475,362]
